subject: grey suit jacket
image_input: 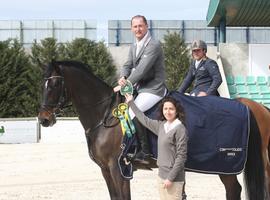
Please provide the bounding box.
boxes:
[120,34,166,97]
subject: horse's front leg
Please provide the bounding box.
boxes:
[219,174,242,200]
[101,168,120,199]
[108,160,131,200]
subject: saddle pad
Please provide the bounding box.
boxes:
[170,91,249,174]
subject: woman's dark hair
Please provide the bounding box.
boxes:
[158,96,186,126]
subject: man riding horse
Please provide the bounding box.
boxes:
[114,15,167,163]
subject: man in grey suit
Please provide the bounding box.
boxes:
[114,15,167,163]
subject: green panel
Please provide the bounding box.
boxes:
[246,76,256,85]
[248,85,259,94]
[207,0,270,26]
[262,94,270,99]
[259,85,270,94]
[257,76,267,85]
[250,94,262,100]
[226,75,234,85]
[206,0,221,26]
[236,85,247,94]
[230,94,238,99]
[234,75,245,85]
[228,85,237,94]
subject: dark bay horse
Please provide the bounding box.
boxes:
[38,61,269,200]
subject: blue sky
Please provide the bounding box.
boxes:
[1,0,210,41]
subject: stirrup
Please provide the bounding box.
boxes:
[133,151,150,164]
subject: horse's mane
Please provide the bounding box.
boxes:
[56,60,92,74]
[47,60,111,89]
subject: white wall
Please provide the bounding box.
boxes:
[40,118,85,143]
[0,118,40,144]
[109,43,270,78]
[249,44,270,76]
[0,118,86,144]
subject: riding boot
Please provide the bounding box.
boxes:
[132,118,150,163]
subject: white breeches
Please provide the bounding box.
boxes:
[129,92,163,119]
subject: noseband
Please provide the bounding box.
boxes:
[40,75,67,117]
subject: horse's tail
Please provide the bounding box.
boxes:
[244,110,265,200]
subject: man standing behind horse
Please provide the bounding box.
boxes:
[114,15,167,163]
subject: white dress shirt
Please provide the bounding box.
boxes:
[136,31,150,57]
[195,59,202,69]
[164,118,182,134]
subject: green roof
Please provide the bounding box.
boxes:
[207,0,270,26]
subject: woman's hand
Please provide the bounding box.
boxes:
[124,93,133,103]
[163,179,173,188]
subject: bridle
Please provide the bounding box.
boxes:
[40,75,67,117]
[40,75,120,129]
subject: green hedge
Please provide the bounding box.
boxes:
[0,38,116,117]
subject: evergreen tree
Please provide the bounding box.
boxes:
[162,32,191,90]
[0,40,40,117]
[65,38,116,85]
[31,37,66,65]
[30,37,116,117]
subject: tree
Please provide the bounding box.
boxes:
[65,38,116,85]
[30,37,116,117]
[31,37,66,65]
[0,40,40,117]
[162,32,191,90]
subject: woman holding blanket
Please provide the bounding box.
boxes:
[125,94,188,200]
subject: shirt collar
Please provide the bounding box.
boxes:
[136,31,149,47]
[164,118,182,133]
[195,59,202,68]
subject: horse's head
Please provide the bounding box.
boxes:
[38,62,68,127]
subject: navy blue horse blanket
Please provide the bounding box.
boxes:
[169,92,249,174]
[119,91,250,178]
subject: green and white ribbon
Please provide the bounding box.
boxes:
[112,103,135,137]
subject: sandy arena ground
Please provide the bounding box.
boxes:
[0,121,246,200]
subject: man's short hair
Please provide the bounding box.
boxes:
[131,15,148,25]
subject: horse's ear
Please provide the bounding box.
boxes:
[36,58,47,71]
[51,60,62,74]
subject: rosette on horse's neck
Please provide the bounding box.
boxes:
[112,103,135,137]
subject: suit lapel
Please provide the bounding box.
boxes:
[195,59,205,71]
[132,44,136,59]
[134,35,152,66]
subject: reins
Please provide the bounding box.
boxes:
[86,92,121,134]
